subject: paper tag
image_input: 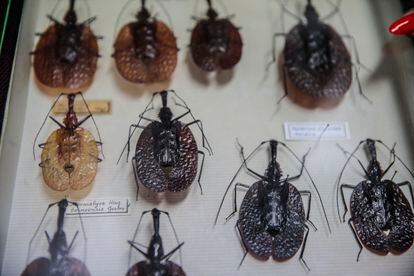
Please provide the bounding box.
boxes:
[66,198,131,217]
[53,99,111,115]
[284,122,350,141]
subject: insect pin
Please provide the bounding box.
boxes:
[337,139,414,260]
[189,0,243,72]
[127,208,185,276]
[215,139,330,270]
[33,92,103,192]
[21,199,90,276]
[113,0,178,83]
[118,90,212,199]
[269,0,369,104]
[31,0,101,93]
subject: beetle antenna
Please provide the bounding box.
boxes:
[279,141,331,234]
[113,0,135,42]
[128,210,152,267]
[33,93,65,161]
[128,240,149,258]
[335,140,365,221]
[376,140,414,178]
[117,93,157,164]
[170,90,213,155]
[26,200,61,264]
[214,139,271,225]
[69,0,75,12]
[77,92,104,159]
[154,0,175,32]
[159,210,183,266]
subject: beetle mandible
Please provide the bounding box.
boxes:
[337,139,414,260]
[215,139,330,270]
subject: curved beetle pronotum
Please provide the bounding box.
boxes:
[118,90,212,198]
[337,139,414,260]
[215,139,330,270]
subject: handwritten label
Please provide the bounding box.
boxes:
[284,122,350,141]
[53,99,111,115]
[66,198,130,217]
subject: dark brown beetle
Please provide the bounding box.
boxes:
[32,0,100,93]
[118,90,212,198]
[189,0,243,72]
[113,0,178,83]
[127,208,185,276]
[21,199,90,276]
[270,0,369,102]
[337,139,414,260]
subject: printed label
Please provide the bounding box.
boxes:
[284,122,350,141]
[66,198,130,217]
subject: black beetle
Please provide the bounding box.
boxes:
[215,139,330,270]
[118,90,212,198]
[337,139,414,260]
[269,0,369,101]
[127,208,185,276]
[21,199,90,276]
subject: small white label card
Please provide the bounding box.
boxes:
[66,198,131,217]
[284,122,350,141]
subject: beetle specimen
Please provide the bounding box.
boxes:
[113,0,178,83]
[189,0,243,72]
[215,140,330,270]
[33,92,103,192]
[22,199,90,276]
[127,208,185,276]
[31,0,100,92]
[337,139,414,260]
[270,0,369,101]
[118,90,212,198]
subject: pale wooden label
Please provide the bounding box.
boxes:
[52,99,111,115]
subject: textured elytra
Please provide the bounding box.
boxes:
[41,128,99,191]
[284,24,352,98]
[21,257,91,276]
[126,260,186,276]
[190,19,242,71]
[33,25,98,91]
[350,180,414,254]
[135,121,198,192]
[114,21,178,83]
[238,181,305,260]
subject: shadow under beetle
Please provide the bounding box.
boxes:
[215,139,330,270]
[337,139,414,260]
[21,199,90,276]
[189,0,243,72]
[269,0,370,101]
[127,208,185,276]
[32,0,101,92]
[33,92,103,192]
[118,90,212,198]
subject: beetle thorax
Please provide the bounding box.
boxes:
[265,161,283,184]
[367,160,382,183]
[261,182,289,236]
[364,182,392,231]
[134,20,157,63]
[56,25,82,64]
[147,234,165,264]
[205,20,229,54]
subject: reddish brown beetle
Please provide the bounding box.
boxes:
[189,0,243,72]
[31,0,101,93]
[33,92,103,192]
[113,0,178,83]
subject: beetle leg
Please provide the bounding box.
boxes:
[46,14,62,26]
[398,181,414,209]
[266,33,286,72]
[321,0,343,22]
[172,110,191,122]
[382,144,396,177]
[278,0,301,21]
[96,141,103,146]
[38,142,48,149]
[197,150,205,195]
[226,183,250,222]
[38,159,48,168]
[49,116,65,129]
[300,190,317,231]
[340,184,356,222]
[287,150,310,182]
[68,230,79,251]
[132,157,140,201]
[81,16,97,26]
[126,124,145,162]
[299,224,311,271]
[239,145,266,180]
[235,222,248,268]
[88,153,102,163]
[44,231,51,244]
[185,119,213,155]
[348,218,363,261]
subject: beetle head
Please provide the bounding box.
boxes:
[206,0,218,20]
[365,139,382,183]
[147,209,165,263]
[64,0,77,25]
[265,140,283,183]
[49,229,69,264]
[137,0,151,21]
[159,91,173,124]
[304,0,320,25]
[64,94,79,131]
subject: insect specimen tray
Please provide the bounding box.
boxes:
[1,0,414,275]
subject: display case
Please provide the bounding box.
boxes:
[1,0,414,275]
